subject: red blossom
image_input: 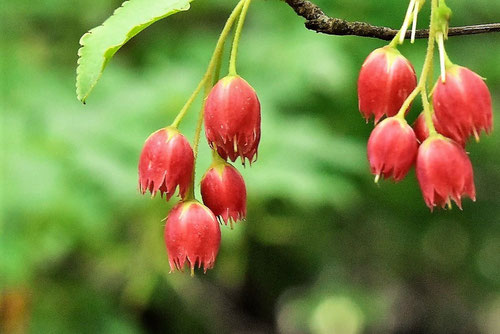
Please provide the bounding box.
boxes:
[412,111,466,147]
[201,162,247,226]
[204,75,261,164]
[138,127,194,200]
[367,117,418,181]
[433,65,493,143]
[358,46,417,123]
[416,136,476,210]
[164,200,221,273]
[413,112,430,144]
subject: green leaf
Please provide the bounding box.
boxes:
[76,0,193,103]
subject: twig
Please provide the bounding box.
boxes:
[284,0,500,40]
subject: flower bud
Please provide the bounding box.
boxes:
[164,200,221,274]
[138,127,194,200]
[204,75,261,164]
[358,46,417,123]
[367,117,418,181]
[416,136,476,210]
[433,65,493,143]
[201,161,246,226]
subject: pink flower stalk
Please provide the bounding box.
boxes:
[358,46,417,123]
[138,127,194,200]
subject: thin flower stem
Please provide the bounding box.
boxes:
[396,86,421,118]
[229,0,252,76]
[429,80,438,98]
[211,149,226,165]
[212,50,223,86]
[390,15,417,48]
[411,0,420,43]
[421,0,439,135]
[193,86,211,161]
[184,0,246,199]
[421,89,436,135]
[212,149,219,161]
[171,78,206,128]
[395,0,437,134]
[186,82,211,200]
[427,52,434,94]
[171,0,245,130]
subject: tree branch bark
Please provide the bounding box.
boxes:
[284,0,500,40]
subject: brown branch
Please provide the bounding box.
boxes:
[284,0,500,40]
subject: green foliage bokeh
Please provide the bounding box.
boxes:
[1,0,500,333]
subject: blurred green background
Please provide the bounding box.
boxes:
[1,0,500,333]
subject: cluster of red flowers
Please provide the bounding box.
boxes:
[358,45,493,210]
[138,75,260,274]
[132,0,493,277]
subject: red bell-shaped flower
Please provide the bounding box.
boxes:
[416,136,476,210]
[413,112,466,147]
[204,75,261,164]
[164,200,221,274]
[201,159,247,226]
[413,112,430,144]
[138,127,194,200]
[367,117,418,181]
[358,46,417,123]
[433,65,493,143]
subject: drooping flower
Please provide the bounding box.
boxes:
[433,65,493,143]
[138,127,194,200]
[412,112,430,144]
[358,46,417,123]
[416,136,476,210]
[204,75,261,164]
[201,159,246,227]
[367,117,418,181]
[164,200,221,274]
[413,111,466,147]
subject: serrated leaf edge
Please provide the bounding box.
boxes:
[76,0,193,103]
